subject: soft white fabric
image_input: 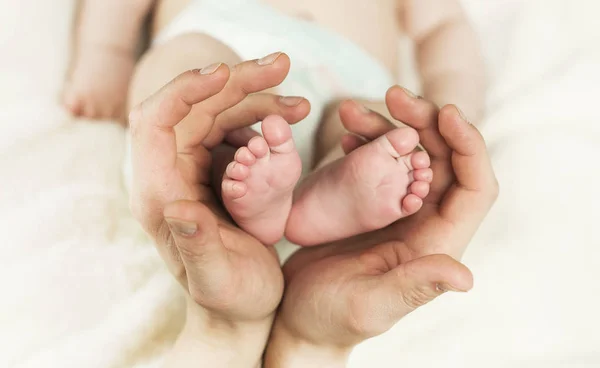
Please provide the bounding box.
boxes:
[0,0,599,367]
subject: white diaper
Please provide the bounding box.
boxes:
[155,0,395,168]
[124,0,395,257]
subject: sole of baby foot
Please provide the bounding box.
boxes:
[222,115,302,245]
[64,46,135,121]
[285,127,432,246]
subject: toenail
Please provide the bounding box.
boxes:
[199,63,223,75]
[400,87,420,99]
[165,218,198,237]
[279,96,303,106]
[257,52,282,66]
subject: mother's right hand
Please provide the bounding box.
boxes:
[128,54,310,365]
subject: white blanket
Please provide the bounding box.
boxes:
[1,0,599,367]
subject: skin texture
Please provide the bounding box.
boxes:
[129,55,312,368]
[285,126,432,246]
[130,57,498,366]
[264,88,498,367]
[118,0,492,365]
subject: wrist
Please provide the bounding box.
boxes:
[165,303,274,368]
[264,320,352,368]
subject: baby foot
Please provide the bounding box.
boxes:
[222,115,302,245]
[63,46,135,120]
[285,127,432,246]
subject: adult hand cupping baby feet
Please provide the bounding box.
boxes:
[264,88,498,367]
[129,53,310,367]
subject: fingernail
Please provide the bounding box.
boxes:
[257,52,282,66]
[279,96,303,107]
[401,87,419,99]
[199,62,223,75]
[357,103,371,114]
[165,218,198,237]
[456,106,471,125]
[436,283,466,293]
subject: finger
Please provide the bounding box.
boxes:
[217,93,311,134]
[438,105,499,224]
[176,53,293,149]
[367,254,473,332]
[339,100,397,139]
[202,52,291,117]
[341,133,368,154]
[224,127,261,148]
[385,86,449,159]
[129,66,229,225]
[164,200,232,300]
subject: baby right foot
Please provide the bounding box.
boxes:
[285,127,432,246]
[222,115,302,245]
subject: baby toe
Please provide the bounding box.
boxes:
[247,136,270,158]
[262,115,293,147]
[222,179,248,200]
[413,168,433,183]
[411,151,431,170]
[225,161,250,181]
[401,193,424,216]
[235,147,257,166]
[409,180,430,198]
[382,127,420,157]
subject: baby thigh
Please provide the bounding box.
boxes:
[128,33,242,110]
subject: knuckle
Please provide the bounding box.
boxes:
[345,292,370,336]
[401,284,437,310]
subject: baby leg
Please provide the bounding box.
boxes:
[64,0,155,120]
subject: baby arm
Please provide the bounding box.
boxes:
[402,0,486,121]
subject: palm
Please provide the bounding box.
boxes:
[278,92,498,347]
[280,202,454,345]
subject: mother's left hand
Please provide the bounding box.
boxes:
[129,54,310,366]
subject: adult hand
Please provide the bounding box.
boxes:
[128,53,310,367]
[265,87,499,367]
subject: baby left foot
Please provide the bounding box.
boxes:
[222,115,302,245]
[285,127,432,246]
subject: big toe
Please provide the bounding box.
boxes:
[377,127,420,158]
[261,115,295,153]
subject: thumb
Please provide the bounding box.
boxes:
[163,200,231,298]
[373,254,473,325]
